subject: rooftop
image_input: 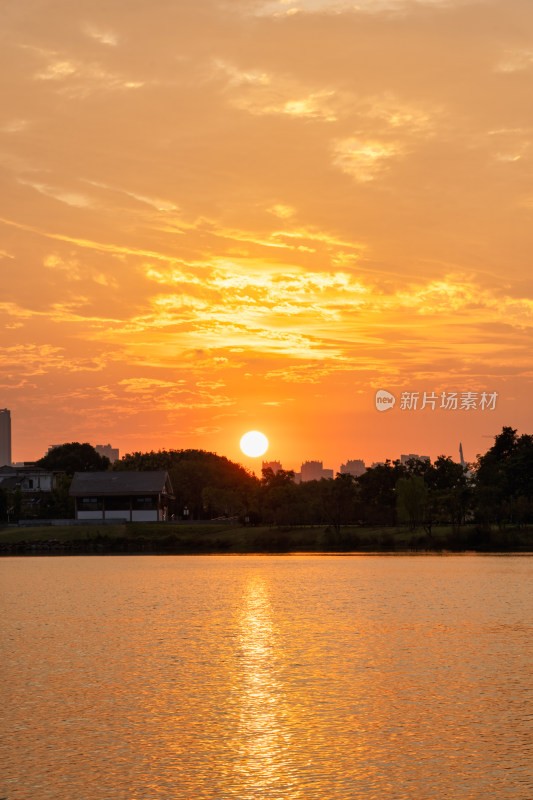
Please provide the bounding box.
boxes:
[69,471,174,497]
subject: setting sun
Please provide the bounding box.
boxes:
[240,431,269,458]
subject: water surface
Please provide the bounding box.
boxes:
[1,555,531,799]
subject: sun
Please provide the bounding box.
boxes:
[240,430,269,458]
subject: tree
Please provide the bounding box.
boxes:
[321,473,359,533]
[261,467,295,487]
[45,472,75,518]
[12,487,22,523]
[474,427,533,526]
[260,467,299,526]
[396,475,429,530]
[428,455,471,526]
[36,443,110,474]
[357,460,407,524]
[201,485,244,518]
[0,487,8,522]
[114,449,258,520]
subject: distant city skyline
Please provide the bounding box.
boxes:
[258,448,465,475]
[6,414,473,475]
[5,404,488,470]
[2,398,517,472]
[4,405,477,472]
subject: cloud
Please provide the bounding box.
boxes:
[1,119,29,133]
[257,0,481,17]
[268,204,296,218]
[118,378,186,393]
[495,49,533,73]
[83,24,119,47]
[84,180,179,212]
[32,52,144,95]
[332,138,402,181]
[214,59,341,120]
[0,217,177,262]
[19,180,93,207]
[0,344,104,375]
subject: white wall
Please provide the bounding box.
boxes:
[77,510,105,520]
[77,509,159,521]
[132,509,159,522]
[105,509,131,520]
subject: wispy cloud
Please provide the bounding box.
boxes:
[332,138,402,182]
[83,24,119,47]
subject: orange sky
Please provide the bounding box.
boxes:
[1,0,532,473]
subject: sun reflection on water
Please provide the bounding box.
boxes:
[231,575,300,798]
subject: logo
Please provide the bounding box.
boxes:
[375,389,396,412]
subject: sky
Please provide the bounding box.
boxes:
[1,0,532,473]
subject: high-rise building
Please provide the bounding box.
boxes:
[95,444,120,463]
[0,409,12,467]
[300,460,334,481]
[301,460,324,481]
[340,459,366,477]
[400,453,430,465]
[262,460,282,475]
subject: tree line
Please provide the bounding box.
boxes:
[1,427,532,529]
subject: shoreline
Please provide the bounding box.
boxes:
[3,549,532,556]
[1,521,532,556]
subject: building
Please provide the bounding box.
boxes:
[95,444,120,463]
[0,409,12,467]
[0,465,63,517]
[400,453,430,466]
[300,460,333,482]
[69,471,174,522]
[340,459,366,477]
[301,460,324,481]
[262,460,282,475]
[0,465,60,493]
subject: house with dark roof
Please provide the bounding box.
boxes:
[0,465,64,517]
[69,471,174,522]
[0,465,61,493]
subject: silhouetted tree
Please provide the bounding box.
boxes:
[114,449,257,520]
[43,472,75,518]
[357,460,407,524]
[260,467,299,526]
[474,427,533,526]
[321,473,359,533]
[36,443,110,474]
[12,487,22,523]
[428,455,471,526]
[0,487,8,522]
[396,474,429,530]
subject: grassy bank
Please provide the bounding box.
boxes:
[1,522,532,554]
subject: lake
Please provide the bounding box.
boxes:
[1,554,531,799]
